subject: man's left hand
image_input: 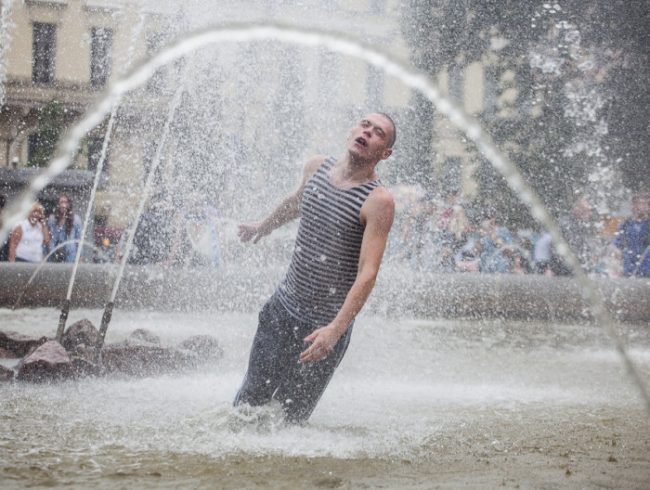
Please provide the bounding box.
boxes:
[299,325,341,363]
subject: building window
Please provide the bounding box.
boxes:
[90,27,113,88]
[32,22,56,85]
[146,32,166,93]
[482,65,497,116]
[366,65,385,109]
[448,64,465,104]
[87,136,108,174]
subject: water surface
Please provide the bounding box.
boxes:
[1,308,648,488]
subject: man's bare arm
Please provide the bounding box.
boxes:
[300,187,395,362]
[238,155,325,243]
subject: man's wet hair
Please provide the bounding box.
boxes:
[376,112,397,148]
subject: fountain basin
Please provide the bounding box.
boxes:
[1,263,649,322]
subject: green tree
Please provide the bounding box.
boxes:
[400,1,648,225]
[28,100,67,168]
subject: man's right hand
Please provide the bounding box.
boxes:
[238,222,270,244]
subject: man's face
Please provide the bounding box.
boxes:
[347,114,393,163]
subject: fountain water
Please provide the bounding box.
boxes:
[0,22,647,413]
[97,64,191,350]
[57,12,147,342]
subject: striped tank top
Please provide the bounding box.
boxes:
[277,157,381,325]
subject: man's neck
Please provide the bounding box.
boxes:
[334,154,377,186]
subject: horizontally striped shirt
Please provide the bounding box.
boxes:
[276,157,381,325]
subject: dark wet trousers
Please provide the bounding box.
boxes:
[234,293,352,424]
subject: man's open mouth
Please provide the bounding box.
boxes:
[355,137,367,147]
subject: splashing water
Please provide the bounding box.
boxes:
[59,11,148,340]
[95,62,192,347]
[0,22,647,414]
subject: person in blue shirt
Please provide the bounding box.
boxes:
[614,192,650,277]
[47,194,82,263]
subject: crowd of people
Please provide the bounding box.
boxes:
[1,190,648,278]
[0,192,222,267]
[388,189,650,278]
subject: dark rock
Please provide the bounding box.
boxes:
[177,335,224,364]
[128,328,161,346]
[100,344,197,377]
[62,319,100,352]
[0,347,18,359]
[0,330,49,357]
[0,364,14,382]
[69,345,101,377]
[16,340,73,382]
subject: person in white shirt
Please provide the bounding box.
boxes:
[8,202,50,262]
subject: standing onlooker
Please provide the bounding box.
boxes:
[8,202,50,262]
[614,192,650,277]
[478,215,513,274]
[0,195,8,261]
[47,194,82,262]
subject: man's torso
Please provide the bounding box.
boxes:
[276,157,381,325]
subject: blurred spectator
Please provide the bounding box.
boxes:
[47,194,82,262]
[129,193,175,265]
[534,197,600,276]
[167,194,222,267]
[8,202,50,262]
[613,192,650,277]
[0,195,7,261]
[504,246,533,274]
[454,232,480,272]
[478,215,513,273]
[437,190,471,272]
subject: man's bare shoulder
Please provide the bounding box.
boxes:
[362,186,395,227]
[303,154,327,178]
[368,186,395,211]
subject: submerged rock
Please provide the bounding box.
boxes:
[61,319,100,351]
[0,347,18,359]
[61,320,102,376]
[69,345,101,377]
[0,364,14,382]
[178,335,224,364]
[16,340,73,382]
[100,344,197,377]
[127,328,161,346]
[0,330,48,357]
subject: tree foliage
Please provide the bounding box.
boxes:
[400,0,649,226]
[28,100,66,168]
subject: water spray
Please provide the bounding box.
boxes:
[96,64,191,353]
[0,22,646,415]
[54,10,147,342]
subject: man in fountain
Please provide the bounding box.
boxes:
[234,113,396,423]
